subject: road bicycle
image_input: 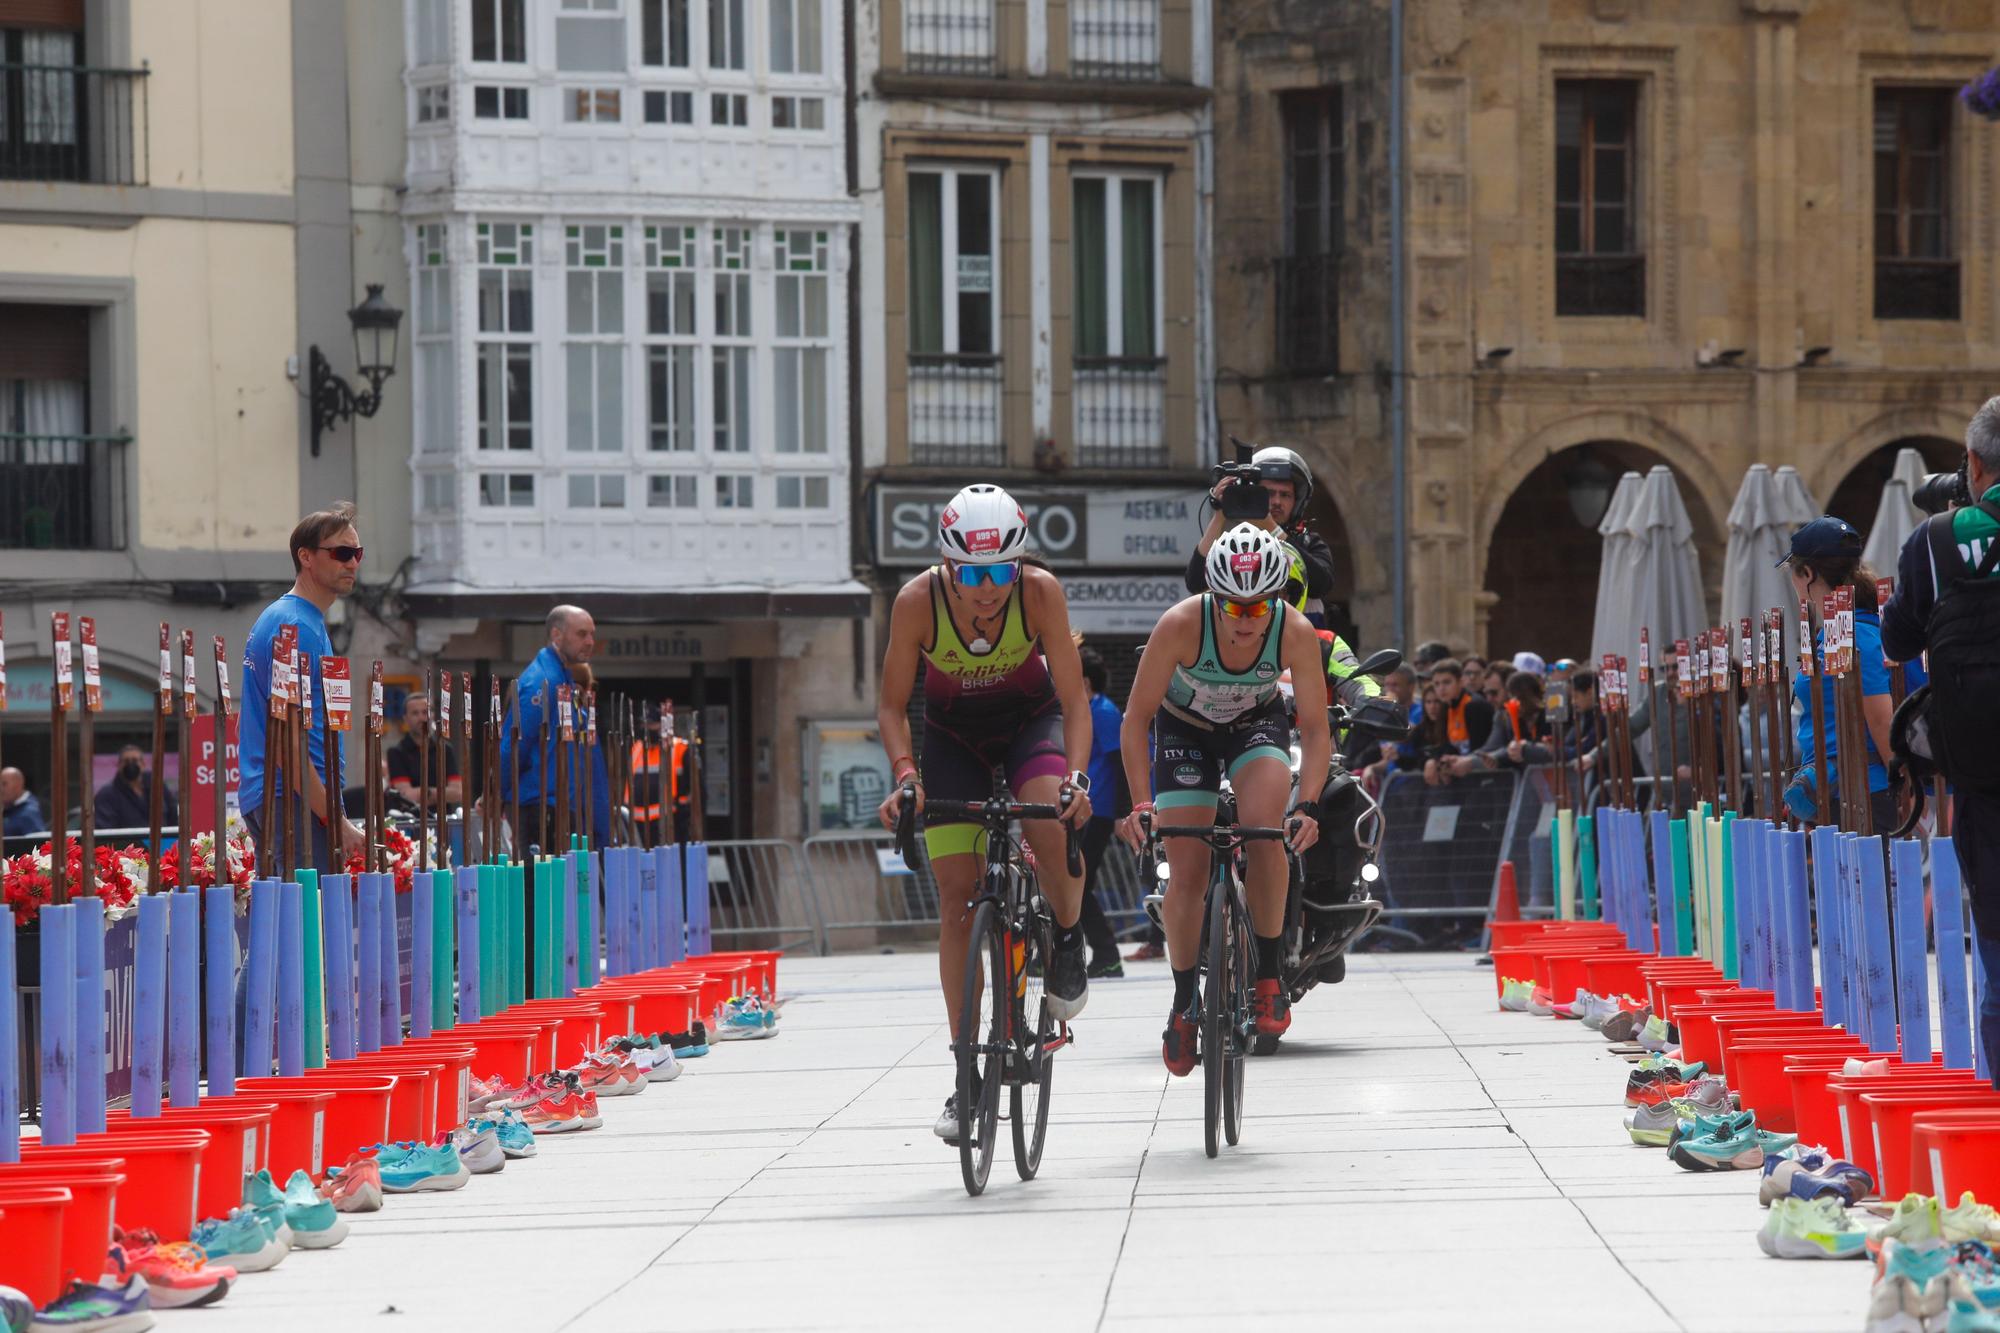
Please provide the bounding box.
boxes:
[897,788,1081,1196]
[1143,813,1295,1158]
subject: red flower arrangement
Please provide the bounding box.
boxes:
[342,825,420,895]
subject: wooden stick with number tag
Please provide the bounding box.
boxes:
[260,628,289,877]
[49,612,72,904]
[321,658,350,876]
[1763,611,1787,822]
[486,677,502,861]
[1687,631,1708,809]
[1666,641,1686,815]
[1738,618,1763,820]
[178,631,196,856]
[416,668,432,875]
[366,663,385,873]
[77,617,102,896]
[297,647,317,876]
[212,637,234,878]
[1806,598,1832,827]
[437,669,454,872]
[1620,657,1638,808]
[1638,631,1662,812]
[554,685,574,853]
[149,623,171,884]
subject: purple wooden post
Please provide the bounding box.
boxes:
[71,895,106,1135]
[167,890,201,1106]
[130,895,168,1117]
[277,881,304,1077]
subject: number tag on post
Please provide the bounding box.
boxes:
[461,684,472,737]
[182,630,198,717]
[369,662,385,736]
[1637,627,1651,685]
[0,611,10,713]
[490,678,501,727]
[323,659,352,732]
[1675,640,1691,699]
[439,670,454,741]
[80,617,102,713]
[558,686,575,742]
[52,611,73,710]
[585,690,598,743]
[158,624,174,716]
[213,637,234,717]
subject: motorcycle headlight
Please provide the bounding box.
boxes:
[1360,862,1380,883]
[1155,860,1171,882]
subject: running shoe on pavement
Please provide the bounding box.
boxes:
[372,1140,471,1193]
[1251,978,1291,1037]
[493,1071,576,1112]
[1762,1149,1874,1207]
[714,996,778,1042]
[1125,941,1165,963]
[1577,992,1627,1029]
[484,1109,539,1159]
[521,1086,602,1134]
[1524,986,1556,1017]
[319,1155,383,1214]
[107,1231,233,1311]
[1549,987,1596,1020]
[189,1210,287,1274]
[1758,1196,1870,1259]
[239,1170,294,1250]
[451,1122,506,1175]
[1600,1003,1650,1044]
[1162,1005,1199,1078]
[1497,978,1533,1013]
[1624,1100,1694,1148]
[0,1287,29,1333]
[665,1024,711,1059]
[637,1042,682,1083]
[1044,938,1090,1022]
[27,1275,153,1333]
[570,1049,648,1096]
[1948,1240,2000,1312]
[469,1074,512,1114]
[1087,956,1125,980]
[1871,1195,1945,1250]
[1870,1239,1952,1333]
[276,1169,348,1249]
[1671,1115,1796,1172]
[1945,1195,2000,1246]
[1638,1014,1680,1054]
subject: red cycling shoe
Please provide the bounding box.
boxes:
[1162,1007,1199,1077]
[1252,978,1292,1037]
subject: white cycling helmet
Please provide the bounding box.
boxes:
[1250,445,1314,514]
[1205,522,1291,601]
[938,483,1030,564]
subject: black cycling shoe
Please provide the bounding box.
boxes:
[1045,937,1090,1021]
[1086,956,1124,980]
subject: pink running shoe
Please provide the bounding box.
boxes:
[319,1154,384,1213]
[111,1227,237,1309]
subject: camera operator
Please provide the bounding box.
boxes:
[1187,444,1336,627]
[1881,394,2000,1084]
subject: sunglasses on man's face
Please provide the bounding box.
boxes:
[1219,598,1274,620]
[951,561,1018,588]
[319,545,364,564]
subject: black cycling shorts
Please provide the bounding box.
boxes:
[920,702,1066,857]
[1152,702,1292,811]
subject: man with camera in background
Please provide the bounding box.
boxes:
[1881,394,2000,1085]
[1186,443,1336,628]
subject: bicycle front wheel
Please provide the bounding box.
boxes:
[1223,880,1251,1146]
[957,899,1004,1197]
[1201,873,1229,1160]
[1010,908,1056,1180]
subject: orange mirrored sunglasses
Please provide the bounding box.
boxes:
[1219,598,1274,620]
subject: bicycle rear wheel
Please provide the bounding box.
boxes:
[1223,881,1251,1146]
[957,899,1005,1197]
[1201,874,1229,1159]
[1010,908,1056,1180]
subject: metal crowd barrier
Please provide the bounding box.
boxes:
[802,831,940,952]
[704,838,821,954]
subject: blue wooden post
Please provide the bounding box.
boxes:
[1783,830,1816,1018]
[535,859,557,997]
[37,904,75,1146]
[1811,826,1846,1030]
[508,862,528,1007]
[377,874,402,1046]
[1935,837,1974,1070]
[562,852,579,996]
[640,850,662,972]
[578,848,598,990]
[1891,837,1932,1063]
[323,875,355,1061]
[431,870,453,1029]
[277,881,304,1077]
[241,879,278,1078]
[0,912,18,1160]
[202,886,235,1097]
[599,850,622,977]
[1856,837,1898,1053]
[666,845,688,963]
[411,868,433,1038]
[130,895,168,1117]
[687,842,712,955]
[1767,825,1790,1005]
[356,873,381,1053]
[71,895,106,1134]
[456,865,479,1024]
[1649,810,1674,956]
[1729,818,1756,988]
[167,891,200,1106]
[1762,825,1786,1004]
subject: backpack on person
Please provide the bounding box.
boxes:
[1921,502,2000,794]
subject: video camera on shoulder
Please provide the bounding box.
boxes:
[1213,437,1287,522]
[1916,463,1970,515]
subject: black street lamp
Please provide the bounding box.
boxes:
[309,283,404,456]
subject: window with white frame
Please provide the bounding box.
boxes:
[420,472,458,514]
[479,473,536,507]
[711,92,748,126]
[642,0,692,65]
[567,474,628,508]
[770,0,822,74]
[775,475,829,508]
[644,224,699,454]
[472,0,527,62]
[645,90,694,123]
[715,474,754,508]
[565,224,625,454]
[565,88,623,123]
[774,228,830,454]
[474,86,530,119]
[1071,173,1159,361]
[711,226,753,453]
[558,0,627,69]
[412,0,451,66]
[771,96,824,130]
[708,0,746,69]
[908,167,998,357]
[416,85,451,123]
[476,222,535,454]
[415,222,456,457]
[648,474,698,508]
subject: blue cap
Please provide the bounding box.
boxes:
[1777,515,1862,567]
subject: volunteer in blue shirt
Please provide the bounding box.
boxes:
[239,501,364,870]
[499,604,611,850]
[1780,515,1924,835]
[1074,648,1126,978]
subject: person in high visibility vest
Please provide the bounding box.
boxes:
[628,705,693,842]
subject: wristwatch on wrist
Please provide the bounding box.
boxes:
[1064,769,1091,794]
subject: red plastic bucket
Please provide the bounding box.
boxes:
[324,1060,437,1143]
[0,1163,121,1288]
[593,980,699,1038]
[373,1042,477,1132]
[492,1002,603,1069]
[0,1185,70,1306]
[1865,1091,2000,1197]
[237,1075,397,1174]
[102,1105,271,1224]
[31,1132,208,1242]
[413,1026,541,1085]
[208,1087,334,1180]
[686,950,782,999]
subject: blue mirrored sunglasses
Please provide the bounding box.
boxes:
[951,561,1019,588]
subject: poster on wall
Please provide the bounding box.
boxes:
[701,704,731,818]
[805,721,893,834]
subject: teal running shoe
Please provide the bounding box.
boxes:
[279,1168,348,1250]
[372,1140,470,1194]
[483,1110,539,1160]
[0,1286,30,1333]
[191,1208,288,1273]
[666,1023,710,1058]
[1670,1113,1773,1172]
[1756,1196,1869,1259]
[715,996,776,1041]
[240,1169,293,1248]
[1871,1240,1952,1331]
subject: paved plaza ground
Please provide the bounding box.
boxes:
[186,949,1874,1332]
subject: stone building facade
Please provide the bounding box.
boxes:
[1215,0,2000,660]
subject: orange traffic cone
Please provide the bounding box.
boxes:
[1492,861,1521,925]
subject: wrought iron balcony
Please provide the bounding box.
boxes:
[0,434,130,551]
[1073,356,1166,468]
[1069,0,1161,80]
[903,0,996,76]
[909,353,1004,467]
[0,64,148,185]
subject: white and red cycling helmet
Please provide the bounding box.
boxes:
[938,484,1030,564]
[1204,522,1291,601]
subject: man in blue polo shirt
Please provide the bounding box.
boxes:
[499,604,611,850]
[238,501,364,871]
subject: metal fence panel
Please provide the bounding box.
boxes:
[803,831,945,952]
[703,839,821,954]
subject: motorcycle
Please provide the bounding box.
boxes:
[1144,648,1412,1055]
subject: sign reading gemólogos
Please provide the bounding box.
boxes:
[873,484,1202,569]
[1063,576,1188,633]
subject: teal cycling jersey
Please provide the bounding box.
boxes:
[1163,596,1286,726]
